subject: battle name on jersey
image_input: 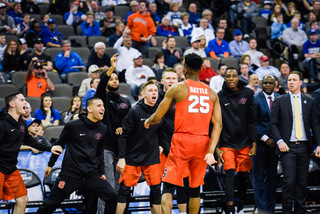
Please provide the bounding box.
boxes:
[190,86,208,94]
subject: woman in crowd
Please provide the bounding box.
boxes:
[2,39,24,78]
[152,52,168,81]
[63,96,83,124]
[34,93,61,127]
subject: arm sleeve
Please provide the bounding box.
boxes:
[97,133,105,175]
[269,98,283,143]
[24,132,52,151]
[113,37,124,52]
[95,72,110,100]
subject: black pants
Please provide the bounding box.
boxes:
[36,173,117,214]
[132,40,148,58]
[280,142,309,214]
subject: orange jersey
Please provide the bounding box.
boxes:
[174,79,213,136]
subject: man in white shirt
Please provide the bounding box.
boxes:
[125,52,155,98]
[183,36,206,58]
[113,33,141,74]
[243,38,264,67]
[209,63,227,93]
[191,18,215,46]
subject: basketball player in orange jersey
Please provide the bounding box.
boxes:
[145,53,223,214]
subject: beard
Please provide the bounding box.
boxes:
[107,85,119,92]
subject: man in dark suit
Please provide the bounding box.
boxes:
[253,75,280,213]
[270,71,320,214]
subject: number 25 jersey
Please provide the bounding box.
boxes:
[174,79,213,136]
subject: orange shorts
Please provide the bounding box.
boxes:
[119,164,162,187]
[162,133,209,188]
[159,153,189,179]
[0,170,28,201]
[220,146,252,172]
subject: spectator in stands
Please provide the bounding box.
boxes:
[100,6,117,37]
[209,63,227,93]
[187,3,201,25]
[237,0,258,36]
[259,0,273,20]
[284,2,297,24]
[41,18,65,48]
[125,52,155,98]
[87,42,110,72]
[255,55,281,80]
[17,13,30,38]
[305,12,318,34]
[268,4,282,25]
[312,0,320,21]
[149,3,161,26]
[152,52,168,81]
[82,78,100,110]
[303,29,320,82]
[173,62,185,81]
[55,40,86,82]
[243,38,264,68]
[26,60,55,98]
[125,0,139,21]
[218,18,233,42]
[0,3,17,35]
[64,0,84,26]
[21,0,40,14]
[202,9,214,31]
[108,21,125,47]
[271,12,287,42]
[25,21,41,47]
[88,0,105,22]
[2,39,24,78]
[157,16,179,37]
[116,80,162,214]
[199,35,206,51]
[101,0,127,7]
[178,12,194,43]
[165,3,182,27]
[199,57,216,85]
[156,0,170,19]
[287,11,304,30]
[7,3,23,26]
[183,35,206,58]
[191,18,215,46]
[26,38,53,72]
[240,54,256,73]
[19,38,32,70]
[205,27,230,61]
[239,62,250,84]
[162,36,181,68]
[217,68,256,214]
[0,34,6,62]
[113,33,141,74]
[127,1,156,57]
[278,62,290,91]
[22,102,32,121]
[63,96,82,124]
[78,64,100,97]
[81,12,101,37]
[34,93,61,127]
[282,18,307,49]
[229,29,250,59]
[248,73,262,94]
[40,14,49,32]
[308,20,320,38]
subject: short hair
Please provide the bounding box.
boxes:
[154,52,164,63]
[94,41,106,52]
[141,80,157,92]
[86,97,102,109]
[162,16,170,23]
[275,12,283,18]
[166,36,175,43]
[293,11,301,16]
[86,11,94,17]
[5,92,21,108]
[180,12,189,19]
[240,62,249,67]
[218,17,227,23]
[162,68,177,79]
[170,3,178,10]
[115,21,123,27]
[22,13,30,19]
[310,20,318,27]
[90,77,99,85]
[130,0,139,6]
[215,26,224,33]
[226,67,238,75]
[202,9,212,17]
[248,37,257,43]
[218,63,227,70]
[262,75,276,81]
[289,71,303,80]
[62,40,71,46]
[184,53,203,72]
[147,76,157,82]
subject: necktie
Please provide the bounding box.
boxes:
[268,96,273,112]
[294,95,303,140]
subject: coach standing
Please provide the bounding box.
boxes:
[270,71,320,214]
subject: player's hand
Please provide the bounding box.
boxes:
[115,127,123,135]
[110,53,118,69]
[248,142,257,156]
[204,153,217,165]
[51,145,63,155]
[144,119,150,129]
[278,141,290,152]
[315,146,320,158]
[116,158,126,174]
[266,138,275,148]
[44,166,52,177]
[31,148,41,154]
[159,146,163,154]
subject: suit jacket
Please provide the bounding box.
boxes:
[270,93,320,154]
[255,91,280,142]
